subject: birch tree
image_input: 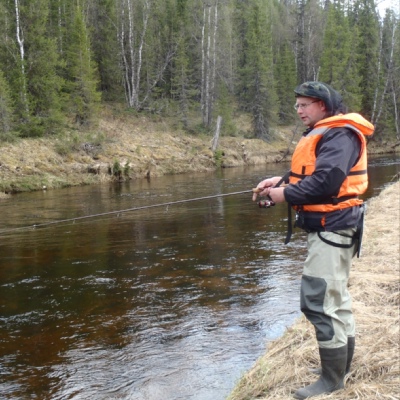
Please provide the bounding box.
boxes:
[393,15,400,139]
[14,0,29,117]
[200,1,219,128]
[118,0,176,110]
[374,9,399,137]
[118,0,150,109]
[294,0,325,82]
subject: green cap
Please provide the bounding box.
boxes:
[294,81,344,114]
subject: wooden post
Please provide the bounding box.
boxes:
[211,115,222,152]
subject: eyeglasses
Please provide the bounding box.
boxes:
[293,100,319,111]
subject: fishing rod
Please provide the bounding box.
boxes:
[0,188,275,236]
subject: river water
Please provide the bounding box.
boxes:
[0,155,398,400]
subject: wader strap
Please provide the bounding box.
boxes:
[356,204,365,258]
[317,231,356,249]
[274,170,292,245]
[285,202,293,244]
[275,171,291,188]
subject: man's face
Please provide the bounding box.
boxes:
[295,96,327,127]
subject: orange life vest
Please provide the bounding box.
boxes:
[289,113,374,213]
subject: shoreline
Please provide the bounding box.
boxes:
[0,113,398,194]
[227,180,400,400]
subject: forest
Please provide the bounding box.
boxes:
[0,0,398,143]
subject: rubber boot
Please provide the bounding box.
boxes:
[309,336,355,376]
[293,345,347,399]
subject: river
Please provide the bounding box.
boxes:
[0,155,398,400]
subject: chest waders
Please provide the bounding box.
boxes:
[293,227,358,399]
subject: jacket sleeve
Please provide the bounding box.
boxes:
[284,128,362,205]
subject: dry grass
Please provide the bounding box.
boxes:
[227,181,400,400]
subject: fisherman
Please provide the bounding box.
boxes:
[252,81,374,399]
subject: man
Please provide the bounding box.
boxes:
[252,81,374,399]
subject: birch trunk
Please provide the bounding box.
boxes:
[201,6,206,124]
[371,24,383,123]
[374,23,397,128]
[201,2,218,128]
[14,0,29,115]
[58,0,62,53]
[208,2,218,128]
[392,80,399,140]
[205,5,211,126]
[119,0,149,110]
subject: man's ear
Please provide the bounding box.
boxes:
[319,100,327,111]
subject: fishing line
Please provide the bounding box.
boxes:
[0,189,255,236]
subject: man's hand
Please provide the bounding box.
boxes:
[268,187,286,203]
[252,176,283,201]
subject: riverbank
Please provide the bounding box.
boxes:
[227,180,400,400]
[0,109,398,194]
[0,111,288,194]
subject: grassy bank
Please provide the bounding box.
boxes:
[0,108,398,194]
[0,110,291,194]
[227,180,400,400]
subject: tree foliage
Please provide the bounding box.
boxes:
[0,0,398,141]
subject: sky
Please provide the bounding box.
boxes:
[376,0,399,16]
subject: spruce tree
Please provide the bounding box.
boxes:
[236,0,277,139]
[275,42,297,124]
[319,0,362,111]
[0,69,15,137]
[272,0,297,124]
[64,4,101,126]
[88,0,121,101]
[22,0,64,135]
[0,0,64,137]
[352,0,380,118]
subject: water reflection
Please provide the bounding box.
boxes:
[0,155,398,399]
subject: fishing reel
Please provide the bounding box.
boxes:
[258,197,275,208]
